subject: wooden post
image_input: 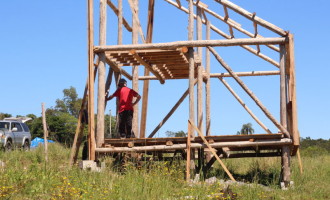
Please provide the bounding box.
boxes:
[42,103,48,163]
[132,0,139,137]
[186,121,191,181]
[288,34,299,147]
[281,145,291,187]
[140,0,154,138]
[96,0,107,148]
[69,66,97,165]
[197,5,203,135]
[88,0,96,161]
[118,0,123,45]
[205,20,211,136]
[280,44,287,130]
[188,0,194,137]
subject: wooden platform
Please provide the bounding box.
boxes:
[105,48,198,79]
[97,133,293,158]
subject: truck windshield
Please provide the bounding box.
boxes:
[0,122,10,130]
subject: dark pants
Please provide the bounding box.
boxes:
[119,110,134,138]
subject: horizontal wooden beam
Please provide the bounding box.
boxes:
[94,38,287,52]
[95,138,292,152]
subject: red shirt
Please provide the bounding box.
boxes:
[112,87,138,113]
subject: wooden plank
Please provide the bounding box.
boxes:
[88,0,95,161]
[130,50,165,84]
[95,38,287,52]
[107,0,132,32]
[208,47,291,138]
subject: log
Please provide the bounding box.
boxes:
[205,21,211,136]
[42,103,48,163]
[281,145,291,187]
[128,0,146,43]
[105,58,133,80]
[280,45,287,130]
[214,0,287,36]
[197,6,203,135]
[287,34,299,146]
[208,47,291,138]
[88,0,95,160]
[96,138,292,152]
[96,0,107,148]
[163,0,280,66]
[94,38,287,52]
[107,0,132,32]
[132,0,139,138]
[117,0,123,44]
[219,77,272,134]
[140,0,155,138]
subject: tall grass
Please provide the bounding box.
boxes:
[0,144,329,199]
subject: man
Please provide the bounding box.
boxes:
[106,78,141,138]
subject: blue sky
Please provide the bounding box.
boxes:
[1,0,329,139]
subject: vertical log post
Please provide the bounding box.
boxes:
[140,0,155,138]
[280,44,291,187]
[186,0,194,182]
[88,0,96,160]
[196,5,203,135]
[42,103,48,163]
[96,0,107,148]
[132,0,139,137]
[205,20,211,137]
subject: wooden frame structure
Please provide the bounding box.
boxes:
[70,0,298,186]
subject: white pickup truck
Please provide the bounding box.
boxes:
[0,118,31,151]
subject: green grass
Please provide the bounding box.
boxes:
[0,144,329,199]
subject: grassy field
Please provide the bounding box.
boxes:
[0,144,329,200]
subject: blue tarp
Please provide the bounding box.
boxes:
[31,137,55,148]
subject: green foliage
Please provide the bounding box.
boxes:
[0,112,12,120]
[237,123,254,135]
[55,86,82,118]
[1,145,330,199]
[300,137,330,152]
[165,130,187,137]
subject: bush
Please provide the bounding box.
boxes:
[301,146,329,157]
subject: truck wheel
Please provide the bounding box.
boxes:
[23,140,30,151]
[5,140,13,152]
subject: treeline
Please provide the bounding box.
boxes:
[0,86,116,147]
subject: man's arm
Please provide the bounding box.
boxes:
[132,94,141,106]
[106,94,115,101]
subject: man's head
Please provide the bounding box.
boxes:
[118,78,127,87]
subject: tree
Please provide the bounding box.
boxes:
[0,113,12,120]
[55,86,82,118]
[166,130,187,137]
[237,123,254,135]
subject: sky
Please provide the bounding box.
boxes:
[1,0,329,139]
